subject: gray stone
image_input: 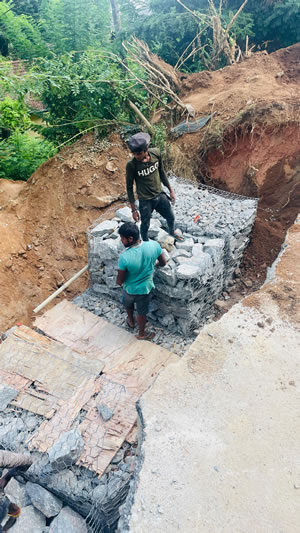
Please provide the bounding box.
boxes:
[26,482,63,518]
[92,484,107,503]
[175,237,194,251]
[155,266,177,287]
[91,220,119,237]
[171,249,191,263]
[5,478,30,507]
[107,476,124,499]
[189,252,213,277]
[174,255,192,265]
[49,506,88,533]
[112,449,124,464]
[158,314,175,327]
[0,385,18,410]
[176,263,203,280]
[48,428,84,472]
[0,417,25,449]
[97,403,114,422]
[90,238,122,262]
[115,207,134,222]
[191,243,203,257]
[9,505,46,533]
[148,219,162,239]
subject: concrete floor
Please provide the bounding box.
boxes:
[126,216,300,533]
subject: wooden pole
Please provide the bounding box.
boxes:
[128,100,155,135]
[33,264,88,314]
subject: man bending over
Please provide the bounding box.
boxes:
[116,222,166,340]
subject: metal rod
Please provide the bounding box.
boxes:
[33,264,88,314]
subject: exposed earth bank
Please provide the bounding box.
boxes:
[0,44,299,333]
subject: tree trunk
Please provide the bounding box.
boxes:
[110,0,121,33]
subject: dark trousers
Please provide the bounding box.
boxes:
[139,193,175,241]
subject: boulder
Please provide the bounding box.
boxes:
[48,428,84,472]
[115,207,134,223]
[9,505,46,533]
[175,237,194,252]
[26,482,63,518]
[49,506,88,533]
[91,220,119,237]
[5,478,30,507]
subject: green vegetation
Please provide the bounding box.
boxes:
[0,0,299,180]
[0,132,57,180]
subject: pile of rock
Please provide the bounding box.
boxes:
[87,177,257,335]
[0,405,138,533]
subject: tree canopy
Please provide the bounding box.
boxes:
[0,0,299,179]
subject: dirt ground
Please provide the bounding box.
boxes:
[0,44,299,332]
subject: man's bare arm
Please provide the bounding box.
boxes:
[116,269,127,286]
[157,253,167,267]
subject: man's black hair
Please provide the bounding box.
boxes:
[118,222,140,242]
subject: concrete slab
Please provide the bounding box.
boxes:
[125,217,300,533]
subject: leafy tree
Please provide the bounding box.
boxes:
[36,50,149,142]
[0,0,46,59]
[250,0,300,51]
[40,0,111,54]
[11,0,41,19]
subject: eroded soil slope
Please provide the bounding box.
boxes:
[178,43,300,282]
[0,136,128,331]
[0,44,299,332]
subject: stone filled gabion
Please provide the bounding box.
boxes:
[0,407,138,532]
[87,177,257,336]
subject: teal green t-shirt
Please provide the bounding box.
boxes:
[118,241,162,295]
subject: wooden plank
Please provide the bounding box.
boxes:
[104,344,178,395]
[28,376,97,453]
[77,375,139,476]
[126,422,139,444]
[0,327,104,402]
[35,300,135,358]
[12,391,57,418]
[35,300,100,345]
[35,300,178,394]
[0,370,30,391]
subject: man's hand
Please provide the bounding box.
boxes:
[169,191,176,204]
[132,209,140,222]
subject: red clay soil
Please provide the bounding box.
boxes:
[0,44,299,332]
[177,43,300,283]
[0,135,128,332]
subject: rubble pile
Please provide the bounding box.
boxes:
[87,177,257,335]
[0,403,138,532]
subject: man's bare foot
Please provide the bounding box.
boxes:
[136,331,155,340]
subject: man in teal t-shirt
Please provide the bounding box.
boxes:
[116,222,166,340]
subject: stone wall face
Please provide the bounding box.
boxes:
[87,178,257,336]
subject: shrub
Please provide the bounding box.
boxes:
[0,132,57,181]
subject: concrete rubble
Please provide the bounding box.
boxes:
[87,177,257,335]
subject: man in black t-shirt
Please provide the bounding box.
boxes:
[126,132,183,242]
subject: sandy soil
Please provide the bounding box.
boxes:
[0,44,299,332]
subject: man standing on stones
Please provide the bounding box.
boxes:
[116,222,166,340]
[126,132,183,242]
